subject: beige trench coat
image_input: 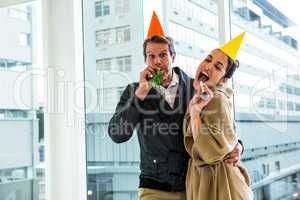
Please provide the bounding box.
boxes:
[183,86,253,200]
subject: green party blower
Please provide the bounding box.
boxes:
[151,69,162,88]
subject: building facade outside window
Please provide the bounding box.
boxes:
[96,29,113,47]
[115,0,130,15]
[116,26,130,44]
[116,56,131,72]
[19,32,31,47]
[0,1,44,200]
[96,58,112,71]
[8,7,30,21]
[95,0,110,17]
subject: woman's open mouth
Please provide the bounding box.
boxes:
[197,72,209,82]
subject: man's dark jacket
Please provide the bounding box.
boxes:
[108,67,193,191]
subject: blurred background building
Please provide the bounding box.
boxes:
[83,0,300,200]
[0,3,43,200]
[1,0,299,200]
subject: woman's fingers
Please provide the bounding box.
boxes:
[195,81,205,96]
[195,82,212,99]
[192,85,213,105]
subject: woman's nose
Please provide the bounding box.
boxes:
[202,64,210,72]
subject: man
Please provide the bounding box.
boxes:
[108,12,242,200]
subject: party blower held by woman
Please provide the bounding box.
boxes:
[183,32,253,200]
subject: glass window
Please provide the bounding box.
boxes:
[279,100,286,110]
[83,0,219,199]
[0,59,28,71]
[275,161,281,171]
[115,0,130,14]
[0,110,4,119]
[19,32,31,47]
[296,103,300,111]
[116,26,130,44]
[8,7,30,21]
[230,0,300,199]
[96,58,112,71]
[294,87,300,96]
[116,56,131,72]
[0,168,26,183]
[287,102,294,111]
[5,110,28,119]
[124,56,131,71]
[0,59,6,69]
[116,26,131,44]
[0,1,44,200]
[96,29,113,47]
[95,0,110,17]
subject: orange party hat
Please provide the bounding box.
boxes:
[146,11,165,38]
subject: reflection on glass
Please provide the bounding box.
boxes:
[230,0,300,199]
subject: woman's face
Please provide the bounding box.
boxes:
[194,49,228,89]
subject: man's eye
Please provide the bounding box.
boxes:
[160,53,167,58]
[205,58,211,62]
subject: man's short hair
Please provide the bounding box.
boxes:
[143,35,176,61]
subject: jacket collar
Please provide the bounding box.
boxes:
[214,85,233,99]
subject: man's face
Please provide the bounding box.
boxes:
[194,49,228,89]
[145,42,175,82]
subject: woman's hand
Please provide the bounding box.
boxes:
[189,82,214,140]
[189,82,214,117]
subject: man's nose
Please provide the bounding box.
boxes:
[154,57,162,65]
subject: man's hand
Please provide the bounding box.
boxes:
[135,66,159,100]
[223,143,243,166]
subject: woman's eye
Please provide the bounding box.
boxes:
[215,65,222,70]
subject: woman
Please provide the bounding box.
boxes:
[183,49,253,200]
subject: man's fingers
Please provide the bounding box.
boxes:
[224,152,235,159]
[146,68,155,74]
[145,71,153,79]
[233,160,240,167]
[143,66,160,76]
[230,151,240,158]
[224,151,239,160]
[233,161,238,167]
[229,146,240,155]
[147,65,160,71]
[231,148,239,154]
